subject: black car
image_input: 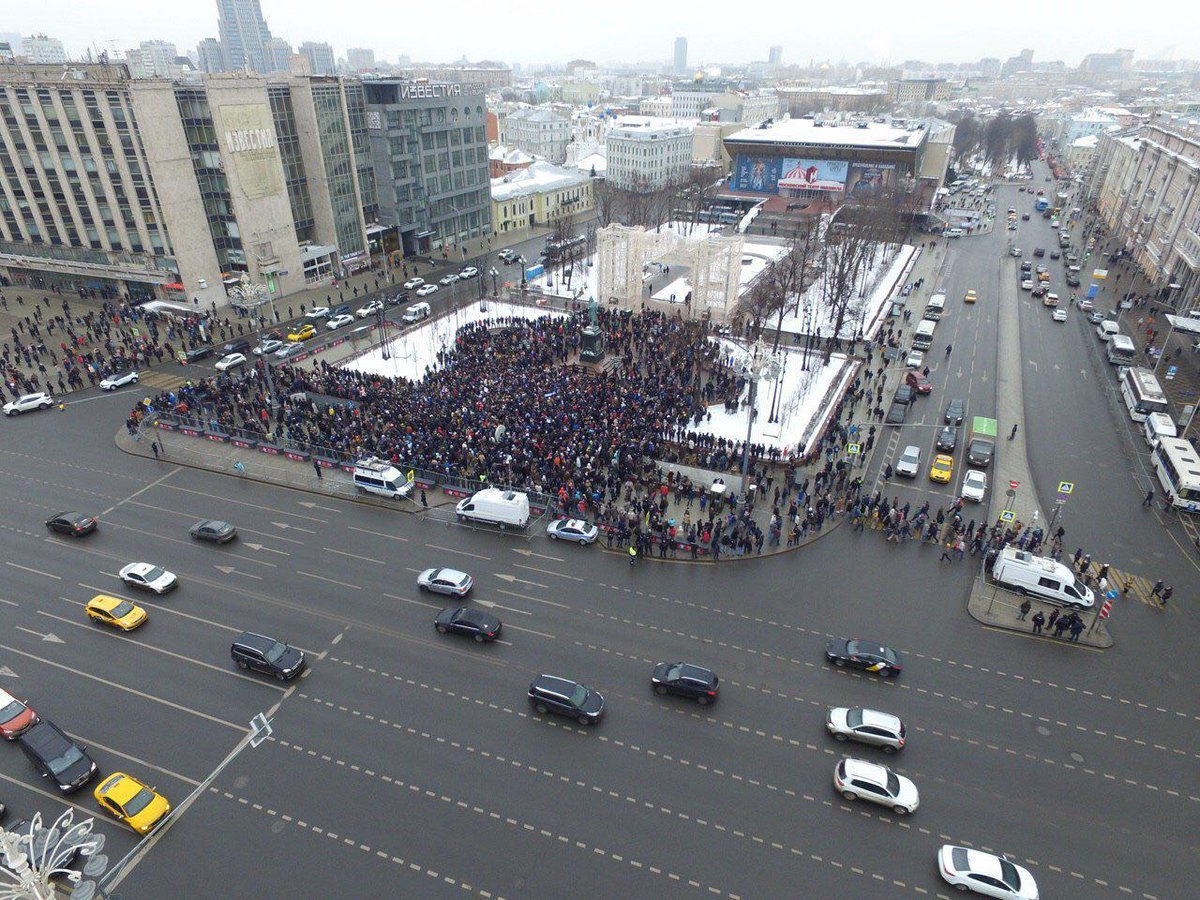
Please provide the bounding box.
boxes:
[190,519,237,543]
[434,607,502,642]
[231,631,306,680]
[651,662,719,705]
[45,511,97,537]
[1066,274,1081,287]
[1031,285,1048,298]
[528,674,605,725]
[182,344,214,362]
[893,384,915,405]
[943,398,965,425]
[329,304,352,318]
[223,338,252,355]
[18,721,97,793]
[825,639,903,677]
[385,290,410,306]
[1050,250,1061,260]
[936,425,958,452]
[885,400,908,425]
[1033,247,1045,257]
[967,437,995,467]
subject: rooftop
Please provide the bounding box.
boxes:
[726,116,928,149]
[491,160,591,201]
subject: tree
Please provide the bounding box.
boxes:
[951,112,981,159]
[1012,114,1039,170]
[984,112,1013,170]
[592,179,620,226]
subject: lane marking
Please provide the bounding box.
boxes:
[512,563,584,582]
[383,592,441,610]
[348,525,408,542]
[6,561,61,580]
[322,547,386,565]
[102,464,182,516]
[297,571,363,590]
[425,543,491,561]
[62,731,201,787]
[154,482,328,522]
[495,589,570,610]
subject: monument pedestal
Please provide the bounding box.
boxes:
[580,325,605,363]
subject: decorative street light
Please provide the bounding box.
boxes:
[227,275,281,417]
[1,810,106,900]
[489,267,499,297]
[738,337,784,485]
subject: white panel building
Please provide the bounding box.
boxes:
[606,117,694,190]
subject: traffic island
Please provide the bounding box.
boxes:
[966,572,1113,648]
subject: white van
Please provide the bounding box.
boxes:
[353,457,413,499]
[1143,411,1177,447]
[895,445,921,477]
[945,228,964,238]
[991,547,1095,609]
[455,488,530,529]
[1095,320,1119,342]
[402,301,431,323]
[912,318,937,351]
[923,294,947,320]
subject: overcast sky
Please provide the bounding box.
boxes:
[5,0,1195,68]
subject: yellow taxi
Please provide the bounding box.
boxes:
[929,454,954,484]
[94,772,170,833]
[964,289,977,304]
[85,594,147,631]
[288,324,316,342]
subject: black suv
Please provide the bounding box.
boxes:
[223,338,252,355]
[651,663,719,705]
[943,398,965,425]
[386,290,410,306]
[528,674,605,725]
[231,632,306,680]
[182,344,214,363]
[18,721,97,793]
[936,426,958,452]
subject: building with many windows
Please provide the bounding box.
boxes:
[216,0,274,74]
[20,34,66,65]
[300,42,336,77]
[606,117,693,190]
[503,107,571,164]
[345,48,376,73]
[363,80,492,255]
[490,160,593,238]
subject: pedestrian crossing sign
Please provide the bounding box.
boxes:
[1057,481,1074,494]
[847,443,861,455]
[999,510,1016,522]
[406,469,416,484]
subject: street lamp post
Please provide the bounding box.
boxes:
[227,275,280,418]
[2,810,105,900]
[490,267,499,297]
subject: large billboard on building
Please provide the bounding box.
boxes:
[219,104,282,200]
[733,155,781,193]
[845,162,896,199]
[733,154,849,194]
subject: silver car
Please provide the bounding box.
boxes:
[416,567,473,597]
[826,707,906,753]
[545,518,599,544]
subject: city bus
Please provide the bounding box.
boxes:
[1119,366,1169,422]
[1152,437,1200,513]
[541,235,586,261]
[1106,334,1137,365]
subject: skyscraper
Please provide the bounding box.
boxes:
[768,45,783,68]
[673,37,688,74]
[196,37,226,73]
[216,0,274,73]
[299,41,335,76]
[264,37,293,73]
[346,48,376,72]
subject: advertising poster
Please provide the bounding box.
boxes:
[733,156,782,193]
[778,158,848,194]
[846,163,896,199]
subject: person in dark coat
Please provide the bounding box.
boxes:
[1031,610,1045,634]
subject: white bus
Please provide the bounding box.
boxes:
[1119,366,1168,423]
[1152,437,1200,513]
[912,318,937,350]
[1106,334,1136,365]
[924,293,947,320]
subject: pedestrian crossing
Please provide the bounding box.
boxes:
[136,370,188,392]
[1078,561,1167,610]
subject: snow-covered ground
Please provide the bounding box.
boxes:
[686,338,854,455]
[343,299,567,381]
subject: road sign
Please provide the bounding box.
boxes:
[1057,481,1074,494]
[999,510,1016,522]
[249,712,274,748]
[1099,598,1114,620]
[846,443,861,455]
[1165,365,1177,381]
[1009,480,1020,490]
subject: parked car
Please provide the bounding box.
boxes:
[884,400,908,425]
[0,687,39,739]
[3,392,53,416]
[304,306,330,320]
[546,518,599,544]
[357,299,385,318]
[459,266,479,279]
[100,370,139,391]
[403,277,425,290]
[18,721,97,794]
[904,349,924,368]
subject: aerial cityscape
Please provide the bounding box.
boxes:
[1,2,1198,898]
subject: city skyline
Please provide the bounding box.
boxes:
[3,0,1196,69]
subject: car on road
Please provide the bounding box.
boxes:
[45,511,97,537]
[893,383,915,405]
[826,707,906,753]
[287,324,316,342]
[1066,274,1081,287]
[833,758,919,814]
[904,349,924,368]
[1007,222,1017,230]
[18,721,97,793]
[962,469,988,502]
[94,772,170,834]
[304,306,330,320]
[415,284,439,297]
[438,273,460,286]
[182,344,215,363]
[1033,247,1045,258]
[528,674,605,725]
[100,370,139,390]
[905,371,932,394]
[1008,247,1021,257]
[938,845,1039,899]
[0,688,39,739]
[1021,213,1030,220]
[944,398,965,425]
[274,342,305,360]
[253,339,283,356]
[895,445,921,478]
[215,352,247,372]
[86,594,147,631]
[929,453,954,483]
[546,518,599,544]
[189,519,237,543]
[403,277,425,290]
[1052,308,1068,322]
[1086,309,1106,324]
[884,400,908,425]
[459,266,479,279]
[1020,279,1034,291]
[118,562,178,594]
[825,639,902,677]
[1031,285,1047,298]
[1050,249,1060,259]
[936,425,958,452]
[497,249,518,263]
[434,607,501,642]
[357,299,384,318]
[386,290,410,306]
[231,631,306,680]
[416,567,473,597]
[964,289,977,304]
[3,392,53,416]
[1076,296,1093,311]
[651,662,719,704]
[325,314,354,330]
[329,304,351,318]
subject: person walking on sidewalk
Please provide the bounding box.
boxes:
[312,459,323,480]
[1031,610,1045,634]
[150,440,160,459]
[1047,608,1060,633]
[1017,598,1031,620]
[939,541,954,563]
[1009,423,1018,440]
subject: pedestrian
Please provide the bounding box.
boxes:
[313,459,323,479]
[1031,610,1045,634]
[1009,423,1018,440]
[1150,578,1164,598]
[1017,598,1031,621]
[1160,585,1172,606]
[939,541,954,563]
[1047,608,1060,632]
[420,489,428,508]
[1069,618,1084,642]
[1053,617,1069,638]
[150,440,160,459]
[1143,488,1154,507]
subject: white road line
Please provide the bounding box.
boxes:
[322,547,386,565]
[102,464,182,515]
[348,525,408,542]
[297,571,363,590]
[425,543,491,561]
[495,589,570,610]
[0,597,17,607]
[513,563,584,582]
[62,731,201,786]
[0,770,109,822]
[5,561,61,580]
[156,482,328,522]
[504,623,556,640]
[0,643,245,730]
[383,592,441,610]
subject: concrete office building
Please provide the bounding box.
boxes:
[263,38,293,75]
[504,107,571,164]
[300,42,336,77]
[606,117,693,190]
[216,0,274,74]
[673,37,688,75]
[346,48,376,73]
[197,38,227,74]
[363,80,492,255]
[20,34,67,64]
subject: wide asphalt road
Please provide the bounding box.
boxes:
[0,230,1196,899]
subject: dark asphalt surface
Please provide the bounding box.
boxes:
[1,205,1197,899]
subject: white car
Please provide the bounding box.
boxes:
[215,352,247,372]
[416,284,439,297]
[546,518,599,544]
[826,707,906,753]
[1076,296,1093,311]
[1008,247,1022,257]
[1051,308,1067,322]
[100,370,139,391]
[118,562,178,594]
[459,266,479,279]
[325,314,354,330]
[938,845,1039,899]
[833,758,919,815]
[356,300,384,318]
[416,567,473,597]
[403,277,425,290]
[3,392,53,416]
[438,274,460,286]
[304,306,330,320]
[905,349,924,369]
[961,469,988,502]
[1020,280,1034,291]
[253,339,283,356]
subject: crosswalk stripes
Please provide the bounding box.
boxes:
[1076,561,1163,610]
[137,370,187,391]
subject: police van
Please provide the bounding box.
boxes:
[353,457,414,500]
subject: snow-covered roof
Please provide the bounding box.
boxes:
[491,160,591,201]
[489,144,536,165]
[726,117,927,149]
[1071,134,1100,149]
[573,151,607,175]
[506,106,569,124]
